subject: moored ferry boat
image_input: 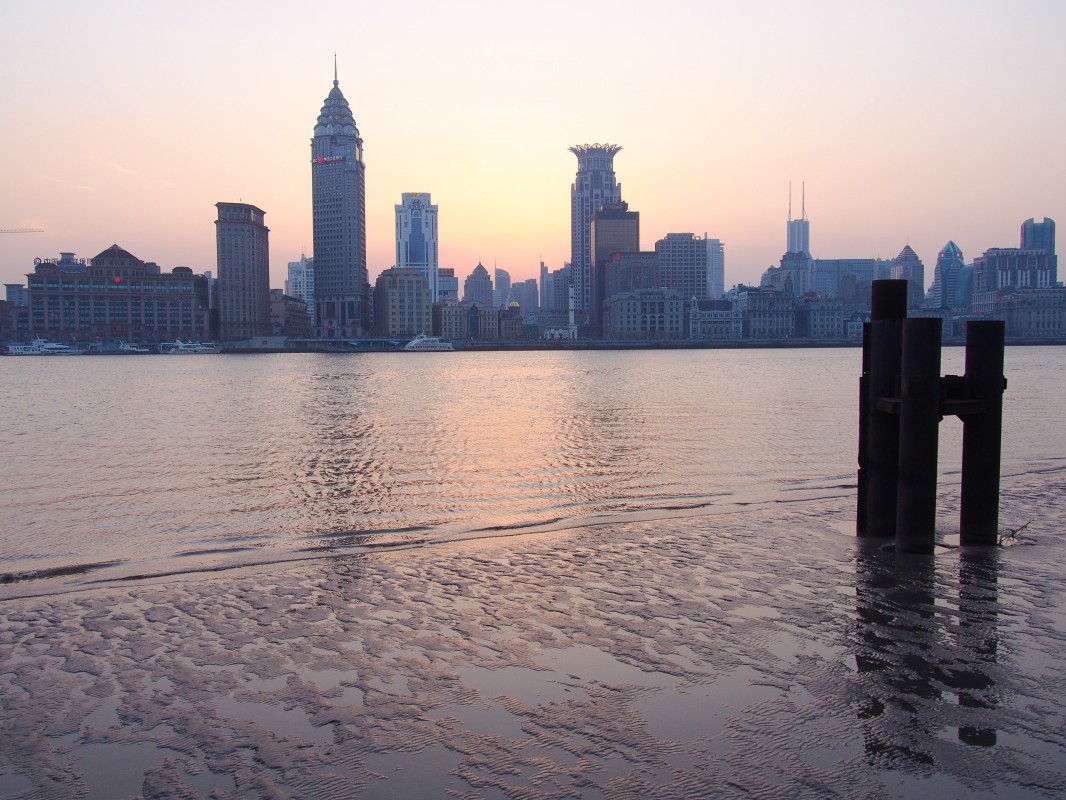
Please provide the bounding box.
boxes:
[403,333,454,352]
[87,340,152,355]
[3,338,86,356]
[159,340,221,355]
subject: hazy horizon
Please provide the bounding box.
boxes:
[2,0,1064,291]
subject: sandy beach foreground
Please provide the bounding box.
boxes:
[2,481,1065,799]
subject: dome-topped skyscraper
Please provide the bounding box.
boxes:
[311,61,368,337]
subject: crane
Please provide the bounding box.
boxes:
[0,228,44,233]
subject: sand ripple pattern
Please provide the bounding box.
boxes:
[0,467,1064,797]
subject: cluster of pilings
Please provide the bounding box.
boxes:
[857,280,1007,553]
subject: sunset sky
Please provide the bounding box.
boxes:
[2,1,1064,292]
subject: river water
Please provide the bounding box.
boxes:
[2,346,1065,596]
[2,346,1066,797]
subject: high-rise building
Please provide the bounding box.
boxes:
[590,202,639,335]
[787,182,810,256]
[925,241,965,309]
[373,268,432,337]
[890,245,925,309]
[285,254,314,326]
[973,248,1057,295]
[1021,217,1055,254]
[706,238,725,298]
[603,252,659,303]
[493,267,511,308]
[656,232,714,301]
[510,278,539,312]
[216,202,270,340]
[570,144,623,315]
[542,263,572,312]
[463,263,493,304]
[311,64,368,337]
[437,267,459,301]
[395,193,439,301]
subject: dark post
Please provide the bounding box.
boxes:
[960,320,1006,546]
[857,322,871,534]
[895,317,942,554]
[862,280,908,537]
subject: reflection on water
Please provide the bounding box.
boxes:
[0,349,865,588]
[851,543,1001,766]
[1,346,1065,593]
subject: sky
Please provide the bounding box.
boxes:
[2,0,1065,292]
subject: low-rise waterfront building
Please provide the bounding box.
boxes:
[988,288,1065,338]
[795,297,860,340]
[467,303,499,340]
[499,302,523,340]
[24,246,212,343]
[269,289,313,337]
[735,286,796,339]
[603,288,685,340]
[689,298,742,340]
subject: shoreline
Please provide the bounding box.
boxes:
[7,338,1066,357]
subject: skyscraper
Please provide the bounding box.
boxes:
[656,232,710,301]
[787,182,810,256]
[591,202,639,335]
[493,267,511,308]
[311,63,367,337]
[285,254,314,326]
[463,263,493,304]
[925,241,964,309]
[570,144,623,315]
[1021,217,1055,254]
[706,238,725,298]
[395,193,439,301]
[890,245,925,308]
[216,202,270,340]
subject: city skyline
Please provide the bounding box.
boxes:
[2,1,1065,292]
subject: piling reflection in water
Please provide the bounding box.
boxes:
[851,543,1000,765]
[956,550,999,747]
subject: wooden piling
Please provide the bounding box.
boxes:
[895,317,943,554]
[960,321,1006,546]
[861,280,908,538]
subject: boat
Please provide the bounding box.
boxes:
[159,340,221,355]
[403,333,454,352]
[87,340,152,355]
[3,338,86,356]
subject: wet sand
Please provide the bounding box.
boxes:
[2,482,1065,799]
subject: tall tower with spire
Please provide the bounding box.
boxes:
[786,181,810,256]
[570,144,623,316]
[311,60,368,337]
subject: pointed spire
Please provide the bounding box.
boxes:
[333,54,339,87]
